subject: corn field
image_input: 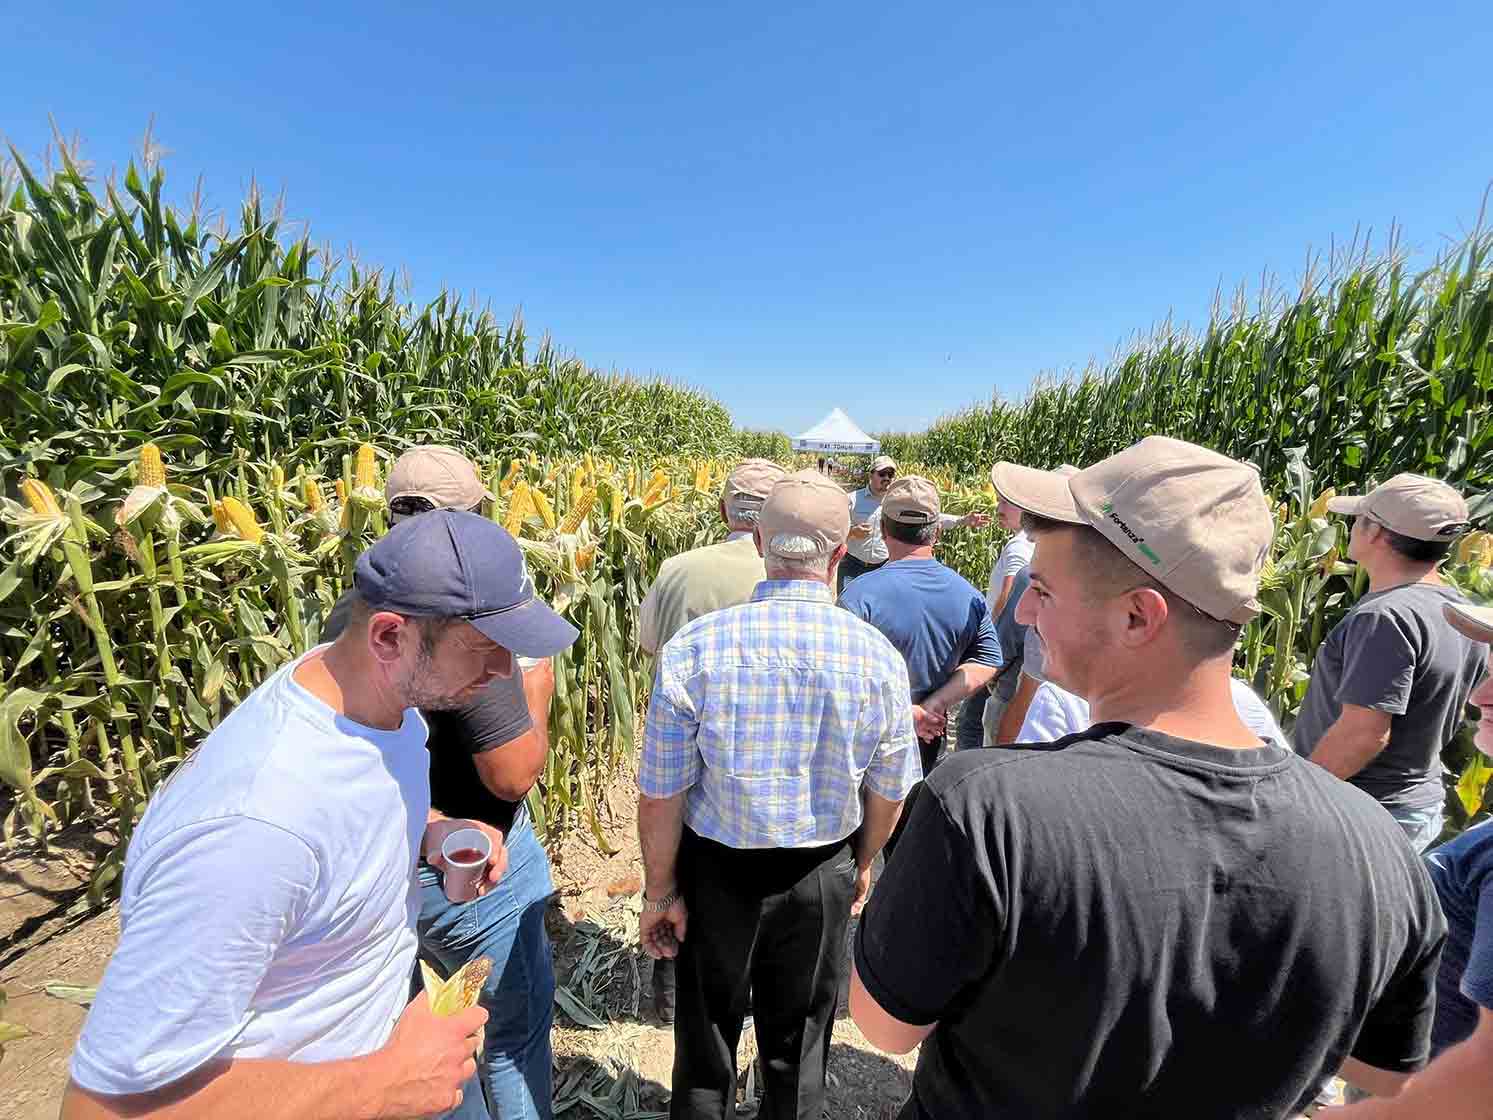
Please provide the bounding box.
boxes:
[879,229,1493,498]
[0,145,739,486]
[0,438,732,897]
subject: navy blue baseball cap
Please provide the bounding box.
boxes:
[354,510,578,657]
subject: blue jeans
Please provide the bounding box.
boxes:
[1387,802,1444,854]
[418,810,555,1120]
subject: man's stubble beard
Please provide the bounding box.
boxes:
[397,645,473,712]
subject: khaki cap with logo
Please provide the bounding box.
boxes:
[870,455,897,473]
[723,459,788,503]
[1326,473,1470,541]
[995,437,1274,624]
[988,462,1080,519]
[758,469,851,558]
[385,445,493,511]
[1444,602,1493,644]
[882,476,941,524]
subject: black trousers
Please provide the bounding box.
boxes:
[836,553,885,594]
[881,734,943,864]
[671,829,856,1120]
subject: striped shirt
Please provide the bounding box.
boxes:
[639,580,921,849]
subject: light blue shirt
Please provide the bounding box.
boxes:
[639,580,921,848]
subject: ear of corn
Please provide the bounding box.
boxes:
[139,444,166,488]
[560,488,596,535]
[354,444,377,491]
[531,486,556,529]
[304,479,325,513]
[220,497,264,543]
[22,478,64,518]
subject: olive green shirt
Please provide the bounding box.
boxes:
[638,533,766,654]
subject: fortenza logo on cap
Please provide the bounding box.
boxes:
[1100,501,1162,566]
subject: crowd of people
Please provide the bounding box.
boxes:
[58,439,1491,1120]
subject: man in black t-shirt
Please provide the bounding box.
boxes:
[1293,473,1481,852]
[850,437,1447,1119]
[323,445,578,1120]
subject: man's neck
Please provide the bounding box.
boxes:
[294,640,407,730]
[1086,657,1260,749]
[886,544,935,563]
[1365,556,1442,594]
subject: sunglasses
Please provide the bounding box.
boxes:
[388,495,484,521]
[874,469,896,479]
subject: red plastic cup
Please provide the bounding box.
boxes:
[440,828,491,903]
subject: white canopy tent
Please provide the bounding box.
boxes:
[790,408,880,455]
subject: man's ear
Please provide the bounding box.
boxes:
[366,611,412,666]
[753,526,765,558]
[1118,586,1169,647]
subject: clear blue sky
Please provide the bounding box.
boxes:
[8,1,1492,435]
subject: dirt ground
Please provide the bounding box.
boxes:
[0,776,914,1120]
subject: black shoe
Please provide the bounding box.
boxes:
[652,958,676,1025]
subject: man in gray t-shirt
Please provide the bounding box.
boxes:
[1294,473,1484,850]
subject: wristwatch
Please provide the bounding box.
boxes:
[642,887,679,912]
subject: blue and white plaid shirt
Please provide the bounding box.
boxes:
[639,580,921,849]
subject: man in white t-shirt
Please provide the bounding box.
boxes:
[63,510,579,1120]
[971,464,1077,749]
[1018,671,1288,749]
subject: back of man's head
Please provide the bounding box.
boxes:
[756,470,851,581]
[385,445,492,522]
[721,459,788,529]
[881,476,942,556]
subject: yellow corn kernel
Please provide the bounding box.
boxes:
[138,443,166,488]
[221,497,264,543]
[499,460,522,496]
[610,485,624,528]
[1308,488,1335,520]
[304,479,325,513]
[531,486,556,530]
[21,477,63,517]
[570,466,586,510]
[212,499,231,534]
[334,479,348,504]
[575,545,596,572]
[560,488,597,535]
[355,444,377,490]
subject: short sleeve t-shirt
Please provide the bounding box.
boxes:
[1293,583,1486,810]
[637,534,766,655]
[992,568,1034,702]
[855,725,1445,1119]
[1425,818,1493,1054]
[985,529,1036,612]
[323,591,533,830]
[71,650,430,1095]
[846,487,888,564]
[839,557,1002,702]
